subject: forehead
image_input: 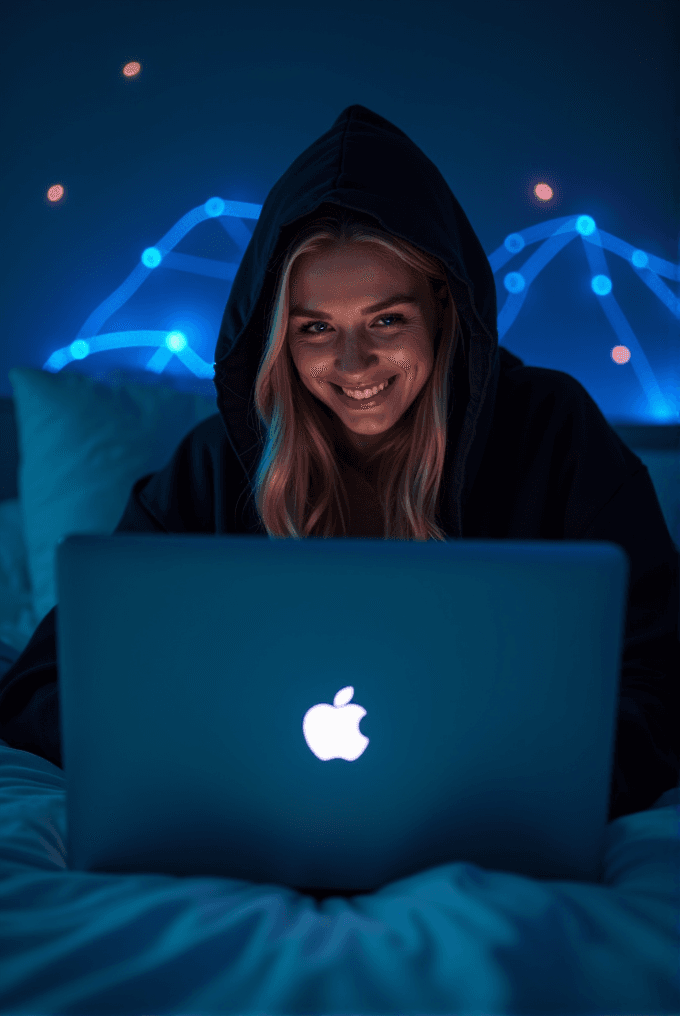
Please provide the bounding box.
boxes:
[289,250,427,310]
[292,246,416,283]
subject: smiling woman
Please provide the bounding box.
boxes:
[250,205,460,541]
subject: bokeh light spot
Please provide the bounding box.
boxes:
[534,183,554,201]
[123,61,141,77]
[47,184,64,202]
[611,345,631,365]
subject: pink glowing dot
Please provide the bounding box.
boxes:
[47,184,64,202]
[123,61,141,77]
[534,183,553,201]
[611,345,631,365]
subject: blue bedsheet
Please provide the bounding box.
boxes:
[0,738,678,1016]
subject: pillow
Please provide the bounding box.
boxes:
[9,366,217,626]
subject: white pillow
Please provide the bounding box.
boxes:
[9,366,217,625]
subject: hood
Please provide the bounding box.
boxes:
[213,104,511,537]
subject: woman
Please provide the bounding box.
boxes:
[246,205,455,540]
[1,104,678,823]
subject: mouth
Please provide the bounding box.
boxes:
[331,375,398,406]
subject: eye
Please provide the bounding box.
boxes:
[298,313,406,335]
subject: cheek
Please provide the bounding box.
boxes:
[394,336,433,376]
[290,345,312,380]
[296,350,331,385]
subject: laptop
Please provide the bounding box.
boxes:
[55,534,629,892]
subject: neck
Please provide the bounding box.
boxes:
[336,433,381,480]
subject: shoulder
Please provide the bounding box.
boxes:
[177,412,242,470]
[498,346,593,403]
[495,347,644,476]
[130,411,256,535]
[185,410,227,444]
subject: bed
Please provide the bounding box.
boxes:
[0,365,678,1016]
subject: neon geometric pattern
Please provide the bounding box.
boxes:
[43,198,679,421]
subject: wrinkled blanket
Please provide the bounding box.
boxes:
[0,739,678,1016]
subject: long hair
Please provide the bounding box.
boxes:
[250,207,459,540]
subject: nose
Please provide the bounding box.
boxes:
[335,331,378,377]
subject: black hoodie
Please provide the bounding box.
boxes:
[1,105,678,821]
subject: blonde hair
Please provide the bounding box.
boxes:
[247,207,459,540]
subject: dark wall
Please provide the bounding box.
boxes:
[1,0,678,423]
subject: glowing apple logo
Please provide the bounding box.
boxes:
[302,685,369,761]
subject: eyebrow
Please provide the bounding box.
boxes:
[289,293,419,320]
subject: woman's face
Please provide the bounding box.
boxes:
[287,245,444,457]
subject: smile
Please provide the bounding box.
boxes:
[332,375,398,404]
[342,377,393,399]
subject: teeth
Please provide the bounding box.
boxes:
[342,377,391,399]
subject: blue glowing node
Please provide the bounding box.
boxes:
[592,275,612,297]
[504,233,525,254]
[142,247,163,269]
[631,250,649,269]
[204,197,226,218]
[165,332,187,352]
[70,340,90,360]
[575,215,596,236]
[504,272,525,294]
